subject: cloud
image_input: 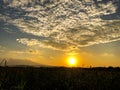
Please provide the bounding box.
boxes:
[9,49,41,55]
[16,38,40,47]
[101,53,115,57]
[16,38,74,51]
[1,0,120,51]
[0,46,4,52]
[0,45,6,52]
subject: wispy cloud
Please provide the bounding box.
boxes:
[101,53,115,57]
[0,45,6,52]
[9,49,41,55]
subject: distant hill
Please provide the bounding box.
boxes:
[0,59,46,67]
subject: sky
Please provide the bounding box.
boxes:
[0,0,120,67]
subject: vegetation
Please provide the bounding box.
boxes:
[0,67,120,90]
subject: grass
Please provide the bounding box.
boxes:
[0,66,120,90]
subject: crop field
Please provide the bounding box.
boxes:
[0,67,120,90]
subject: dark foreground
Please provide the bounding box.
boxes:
[0,67,120,90]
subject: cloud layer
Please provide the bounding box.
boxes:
[1,0,120,50]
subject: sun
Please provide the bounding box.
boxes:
[67,57,77,67]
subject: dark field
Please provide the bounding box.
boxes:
[0,67,120,90]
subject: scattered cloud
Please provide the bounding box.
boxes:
[16,38,40,47]
[1,0,120,51]
[16,38,74,51]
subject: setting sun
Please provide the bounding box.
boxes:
[67,57,77,67]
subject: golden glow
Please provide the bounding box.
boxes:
[67,56,77,67]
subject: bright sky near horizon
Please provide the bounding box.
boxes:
[0,0,120,67]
